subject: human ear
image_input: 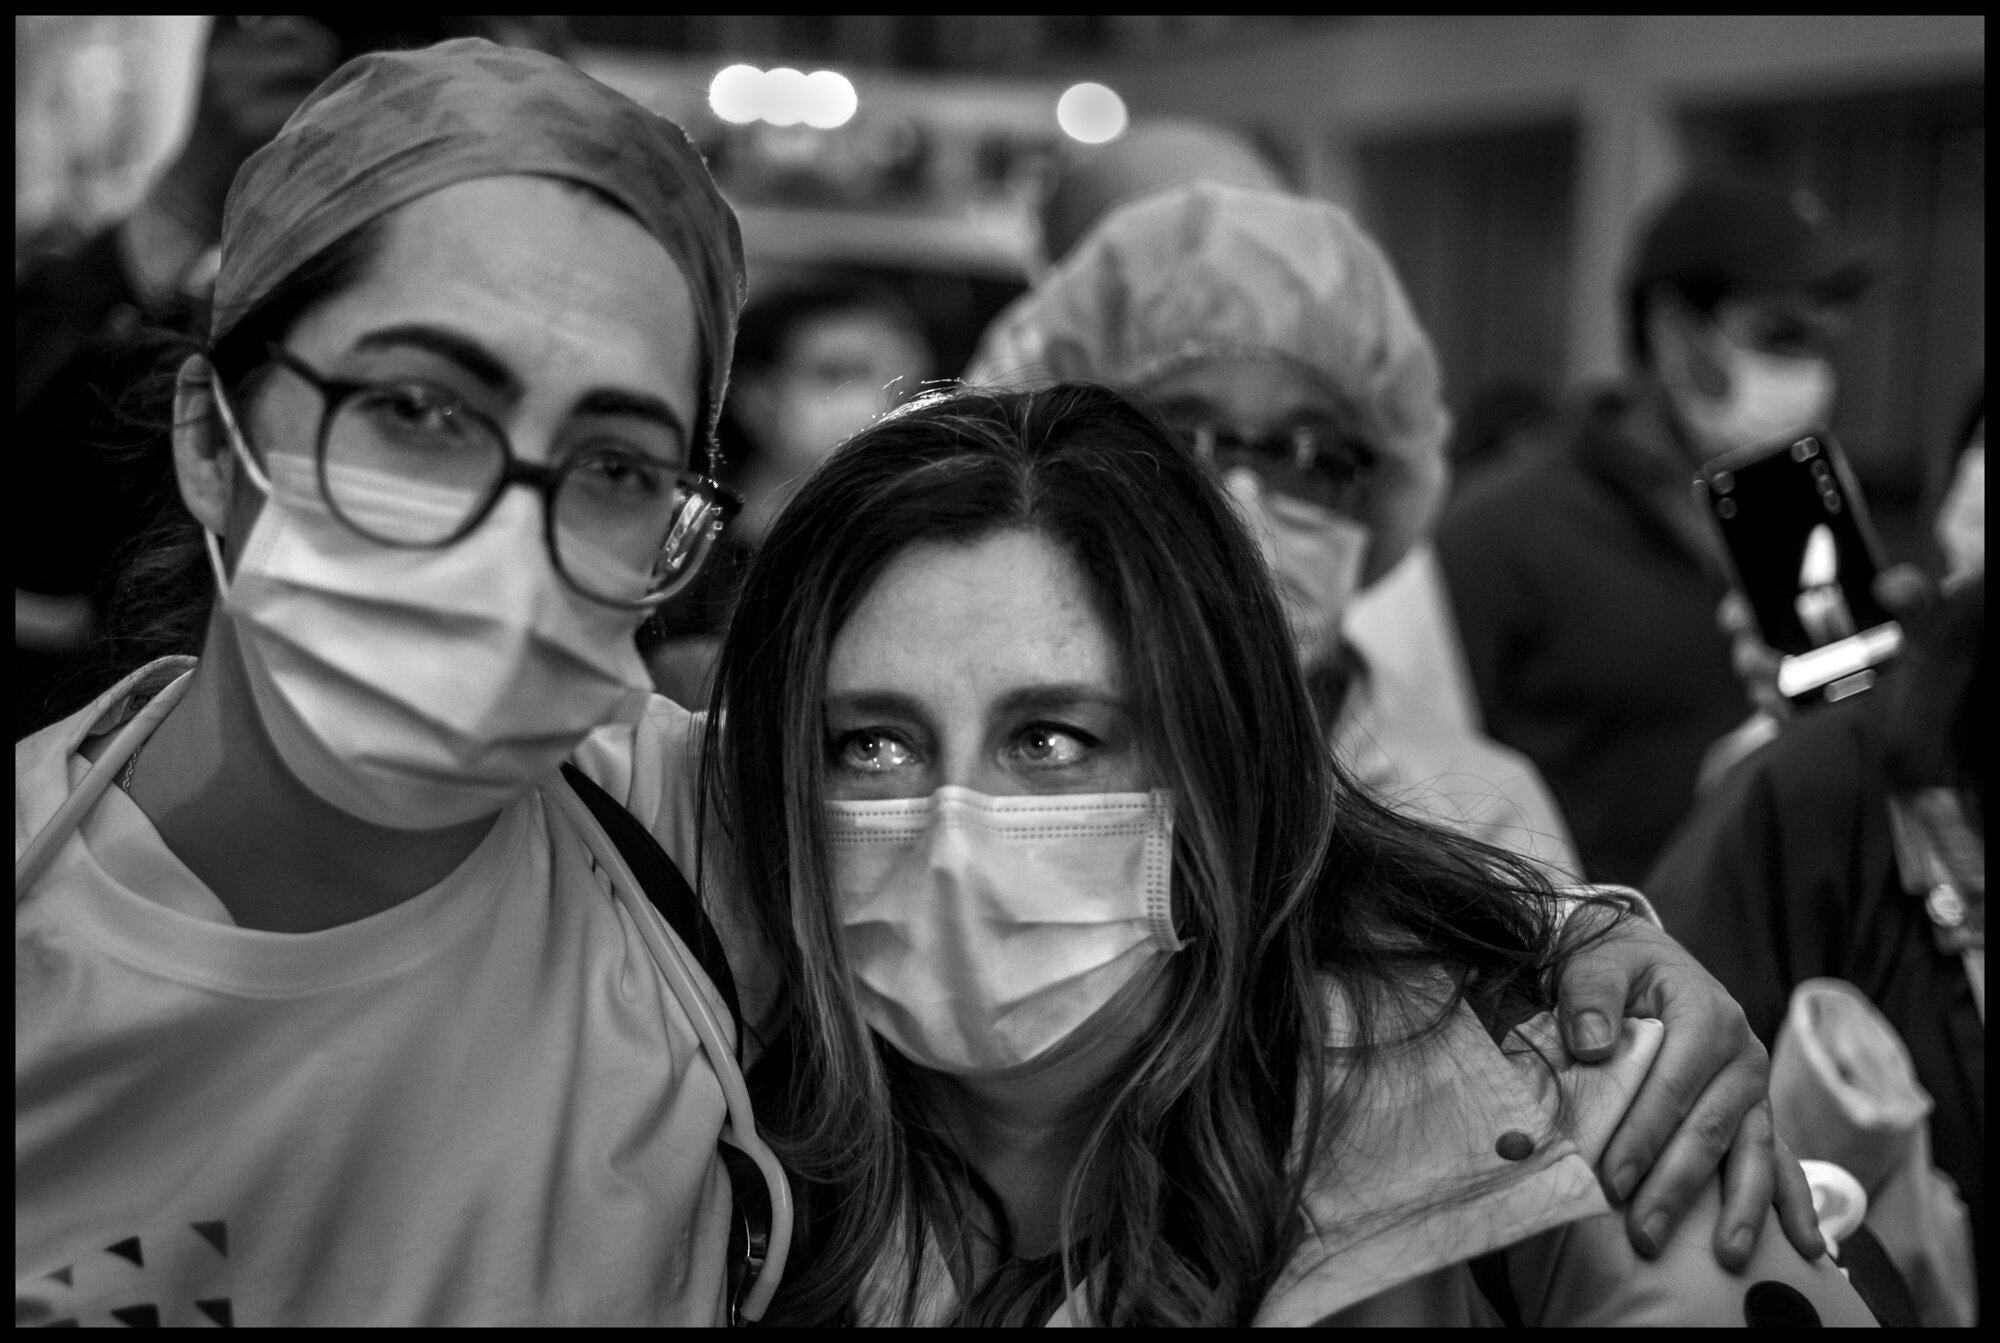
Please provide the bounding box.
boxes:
[172,353,235,535]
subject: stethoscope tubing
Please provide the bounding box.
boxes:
[13,673,792,1321]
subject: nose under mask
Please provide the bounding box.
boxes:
[1224,469,1371,671]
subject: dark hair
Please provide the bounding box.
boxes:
[93,220,387,676]
[702,382,1609,1325]
[1624,275,1733,368]
[1885,574,1984,818]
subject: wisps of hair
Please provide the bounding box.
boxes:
[701,381,1615,1325]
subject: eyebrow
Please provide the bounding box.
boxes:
[353,324,689,445]
[354,325,521,396]
[824,685,1126,720]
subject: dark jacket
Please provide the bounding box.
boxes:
[1645,693,1984,1320]
[1434,392,1743,884]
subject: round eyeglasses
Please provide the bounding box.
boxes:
[219,345,740,609]
[1169,418,1375,516]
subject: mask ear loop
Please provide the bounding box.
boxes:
[199,368,275,597]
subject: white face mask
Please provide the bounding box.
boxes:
[208,403,654,831]
[1664,319,1837,458]
[1223,468,1370,670]
[827,786,1181,1076]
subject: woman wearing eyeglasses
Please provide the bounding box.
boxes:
[13,41,787,1327]
[705,381,1870,1326]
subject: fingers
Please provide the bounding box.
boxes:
[1599,975,1769,1258]
[1769,1129,1827,1261]
[1873,563,1939,622]
[1717,591,1791,720]
[1711,1101,1778,1272]
[1554,904,1632,1061]
[1617,1066,1754,1260]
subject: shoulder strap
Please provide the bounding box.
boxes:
[558,762,742,1037]
[1468,1250,1524,1328]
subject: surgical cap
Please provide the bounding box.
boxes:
[966,180,1449,584]
[213,38,745,458]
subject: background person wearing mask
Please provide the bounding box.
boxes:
[643,273,936,708]
[967,179,1576,876]
[1435,176,1877,886]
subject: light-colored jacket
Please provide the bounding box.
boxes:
[862,988,1874,1326]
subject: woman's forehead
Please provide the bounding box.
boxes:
[827,531,1124,702]
[1140,353,1346,426]
[290,177,702,414]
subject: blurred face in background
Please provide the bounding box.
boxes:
[1141,355,1374,670]
[1648,286,1851,461]
[735,306,935,482]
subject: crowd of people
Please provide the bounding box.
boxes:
[14,25,1981,1328]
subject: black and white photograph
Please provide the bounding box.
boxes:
[15,14,1982,1327]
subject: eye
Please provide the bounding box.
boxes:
[567,446,670,501]
[1013,724,1094,768]
[354,381,473,445]
[833,730,920,773]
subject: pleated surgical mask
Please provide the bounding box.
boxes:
[827,786,1181,1076]
[208,398,654,830]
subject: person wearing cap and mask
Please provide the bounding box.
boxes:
[14,40,790,1326]
[968,179,1574,875]
[964,180,1840,1276]
[1435,176,1877,889]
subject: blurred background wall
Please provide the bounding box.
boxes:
[17,14,1983,559]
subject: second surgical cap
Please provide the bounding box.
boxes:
[211,38,745,459]
[966,180,1450,582]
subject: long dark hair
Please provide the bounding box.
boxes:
[86,220,388,684]
[702,382,1604,1326]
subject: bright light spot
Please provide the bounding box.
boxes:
[761,66,809,128]
[1056,82,1128,145]
[708,63,764,124]
[800,69,858,129]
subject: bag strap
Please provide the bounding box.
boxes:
[1468,1249,1524,1327]
[558,762,742,1038]
[558,763,772,1322]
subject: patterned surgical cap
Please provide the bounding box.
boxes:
[213,38,745,462]
[965,180,1449,584]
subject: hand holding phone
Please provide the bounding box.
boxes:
[1693,432,1902,707]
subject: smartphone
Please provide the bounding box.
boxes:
[1693,432,1902,706]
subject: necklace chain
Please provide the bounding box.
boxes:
[116,738,145,792]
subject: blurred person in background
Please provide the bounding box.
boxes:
[1435,176,1878,885]
[1446,378,1563,502]
[1644,572,1983,1325]
[15,15,566,740]
[968,180,1576,877]
[643,273,935,708]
